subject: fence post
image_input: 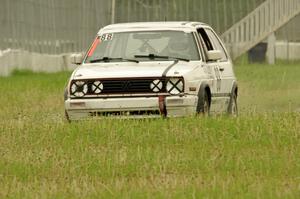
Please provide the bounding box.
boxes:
[267,32,276,64]
[111,0,115,24]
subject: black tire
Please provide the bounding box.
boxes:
[64,87,68,101]
[64,87,71,122]
[196,90,210,115]
[65,110,71,123]
[227,92,238,116]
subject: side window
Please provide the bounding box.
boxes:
[197,28,214,52]
[204,29,228,61]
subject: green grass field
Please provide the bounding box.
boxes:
[0,63,300,198]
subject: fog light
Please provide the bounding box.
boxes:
[166,78,184,94]
[150,79,163,92]
[70,81,88,97]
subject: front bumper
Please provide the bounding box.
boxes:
[65,95,198,120]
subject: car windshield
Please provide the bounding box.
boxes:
[84,31,200,63]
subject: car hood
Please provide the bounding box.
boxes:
[72,61,200,79]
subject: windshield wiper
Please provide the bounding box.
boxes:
[89,57,139,63]
[134,54,190,62]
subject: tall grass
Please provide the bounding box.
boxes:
[0,64,300,198]
[236,62,300,112]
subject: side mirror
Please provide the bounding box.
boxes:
[207,50,222,61]
[70,53,84,65]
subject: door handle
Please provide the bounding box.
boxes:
[219,67,224,72]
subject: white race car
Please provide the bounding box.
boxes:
[64,22,238,120]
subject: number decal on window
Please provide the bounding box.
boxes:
[100,34,113,41]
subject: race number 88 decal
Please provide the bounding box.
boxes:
[100,33,113,41]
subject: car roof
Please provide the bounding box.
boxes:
[98,21,210,34]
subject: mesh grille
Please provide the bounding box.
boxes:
[70,78,168,98]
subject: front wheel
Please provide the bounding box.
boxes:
[227,92,238,116]
[196,90,210,115]
[65,110,71,123]
[64,87,71,122]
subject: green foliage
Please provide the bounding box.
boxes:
[0,64,300,198]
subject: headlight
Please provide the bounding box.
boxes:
[166,78,184,95]
[150,79,163,92]
[70,81,88,97]
[92,81,103,94]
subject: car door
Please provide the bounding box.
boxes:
[197,28,221,95]
[204,28,234,96]
[197,28,231,112]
